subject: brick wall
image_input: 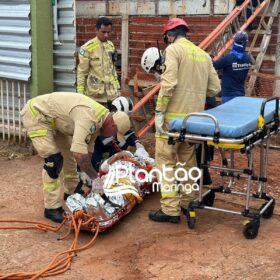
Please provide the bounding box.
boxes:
[76,15,279,96]
[128,15,226,81]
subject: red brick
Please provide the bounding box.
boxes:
[77,26,85,33]
[84,18,95,25]
[85,26,95,34]
[76,18,83,25]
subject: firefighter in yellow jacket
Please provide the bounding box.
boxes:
[149,18,221,223]
[21,92,131,223]
[77,17,120,106]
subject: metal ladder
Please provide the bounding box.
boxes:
[132,0,273,138]
[246,0,279,95]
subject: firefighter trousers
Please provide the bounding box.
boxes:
[155,137,198,216]
[21,107,79,209]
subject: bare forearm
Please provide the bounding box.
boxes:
[73,152,97,179]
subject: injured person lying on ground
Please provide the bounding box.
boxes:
[65,150,155,231]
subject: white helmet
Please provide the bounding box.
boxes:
[112,96,134,113]
[141,47,161,73]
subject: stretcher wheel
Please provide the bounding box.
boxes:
[260,201,275,219]
[186,209,196,229]
[203,190,215,207]
[243,220,259,239]
[187,217,196,229]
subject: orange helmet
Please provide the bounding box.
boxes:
[163,18,190,35]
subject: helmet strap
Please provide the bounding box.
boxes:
[163,34,168,44]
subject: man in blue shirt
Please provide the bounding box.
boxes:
[213,31,252,103]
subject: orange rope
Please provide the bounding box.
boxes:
[0,210,99,279]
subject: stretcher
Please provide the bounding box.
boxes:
[168,96,279,239]
[65,153,154,232]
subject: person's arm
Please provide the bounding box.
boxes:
[124,130,139,147]
[73,152,98,179]
[213,55,228,70]
[154,46,178,134]
[77,47,90,94]
[155,46,178,113]
[70,107,99,179]
[207,58,221,97]
[107,41,121,98]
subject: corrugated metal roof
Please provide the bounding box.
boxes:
[0,1,31,81]
[53,0,76,92]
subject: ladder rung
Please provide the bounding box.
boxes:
[249,47,261,53]
[263,13,279,17]
[250,29,267,34]
[249,55,275,63]
[263,54,275,62]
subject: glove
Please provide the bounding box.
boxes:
[91,177,104,194]
[135,143,149,159]
[79,171,92,187]
[155,111,165,134]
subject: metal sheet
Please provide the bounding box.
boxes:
[53,0,76,92]
[0,0,31,142]
[0,1,31,82]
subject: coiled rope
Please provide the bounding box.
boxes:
[0,210,99,279]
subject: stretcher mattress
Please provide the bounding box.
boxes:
[170,97,277,138]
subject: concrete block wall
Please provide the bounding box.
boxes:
[75,0,236,17]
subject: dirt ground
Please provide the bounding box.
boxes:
[0,141,280,280]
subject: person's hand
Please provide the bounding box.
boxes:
[155,111,165,134]
[91,177,104,194]
[135,143,149,159]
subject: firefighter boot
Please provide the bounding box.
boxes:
[149,210,180,223]
[44,207,64,223]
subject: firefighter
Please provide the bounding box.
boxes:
[149,18,221,223]
[91,96,150,172]
[77,17,120,107]
[141,47,215,187]
[21,92,131,223]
